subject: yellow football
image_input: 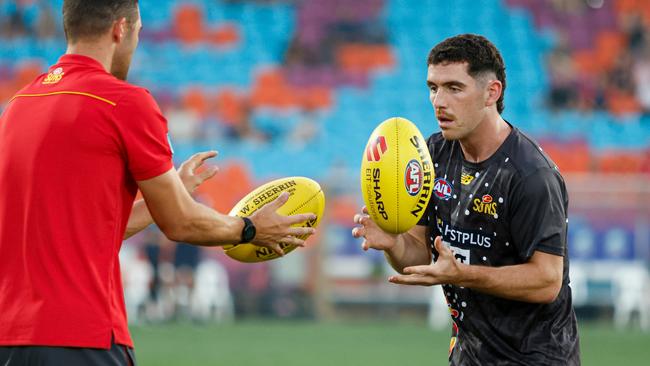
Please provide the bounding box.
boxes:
[360,117,434,234]
[223,176,325,263]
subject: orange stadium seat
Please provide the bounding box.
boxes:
[597,150,644,173]
[641,150,650,174]
[541,141,593,173]
[572,50,605,76]
[14,61,44,90]
[336,44,395,72]
[196,162,254,214]
[206,24,240,46]
[0,81,16,103]
[606,89,642,116]
[615,0,642,15]
[300,86,332,109]
[214,89,246,126]
[182,88,210,117]
[174,4,205,44]
[250,69,297,108]
[615,0,650,23]
[594,31,626,71]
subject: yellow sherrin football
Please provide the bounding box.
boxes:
[360,117,434,234]
[223,176,325,263]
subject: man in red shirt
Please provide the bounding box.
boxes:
[0,1,315,365]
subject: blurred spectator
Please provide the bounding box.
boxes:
[547,34,579,110]
[539,0,650,115]
[621,13,647,56]
[172,242,202,320]
[0,0,55,39]
[165,101,203,143]
[34,2,56,39]
[633,47,650,113]
[1,1,28,38]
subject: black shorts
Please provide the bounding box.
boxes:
[0,338,136,366]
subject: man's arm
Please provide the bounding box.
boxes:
[124,151,218,240]
[389,237,563,303]
[137,166,316,255]
[124,200,153,240]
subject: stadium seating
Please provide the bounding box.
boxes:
[2,0,648,322]
[2,0,648,180]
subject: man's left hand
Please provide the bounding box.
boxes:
[178,151,219,194]
[388,236,462,286]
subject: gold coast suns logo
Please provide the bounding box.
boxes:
[472,194,498,217]
[42,67,64,85]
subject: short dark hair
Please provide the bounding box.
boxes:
[427,34,506,114]
[63,0,139,43]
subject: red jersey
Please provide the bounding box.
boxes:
[0,54,173,348]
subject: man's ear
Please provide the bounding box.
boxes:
[111,17,128,43]
[485,79,502,108]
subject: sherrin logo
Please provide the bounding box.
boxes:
[433,178,453,200]
[404,159,423,196]
[42,67,64,85]
[365,135,388,162]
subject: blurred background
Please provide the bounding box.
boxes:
[1,0,649,364]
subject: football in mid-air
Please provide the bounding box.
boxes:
[360,117,434,234]
[223,176,325,263]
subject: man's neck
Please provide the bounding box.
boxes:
[459,114,511,164]
[66,41,113,73]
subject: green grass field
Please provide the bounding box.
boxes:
[130,320,650,365]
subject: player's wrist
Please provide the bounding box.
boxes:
[383,233,404,257]
[239,217,256,243]
[452,262,474,287]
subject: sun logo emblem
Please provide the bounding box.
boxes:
[42,67,65,85]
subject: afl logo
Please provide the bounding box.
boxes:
[404,159,423,196]
[434,178,453,200]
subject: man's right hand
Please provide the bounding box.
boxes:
[248,192,317,257]
[352,206,398,252]
[352,206,431,274]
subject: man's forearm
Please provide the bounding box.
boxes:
[164,201,243,246]
[124,199,153,240]
[454,253,562,303]
[385,231,431,273]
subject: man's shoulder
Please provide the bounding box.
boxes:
[81,76,156,113]
[505,127,560,179]
[80,75,151,105]
[13,65,151,109]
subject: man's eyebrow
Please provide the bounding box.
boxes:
[426,80,466,87]
[443,81,466,87]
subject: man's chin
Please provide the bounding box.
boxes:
[440,129,460,141]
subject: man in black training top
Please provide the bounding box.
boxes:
[352,34,580,365]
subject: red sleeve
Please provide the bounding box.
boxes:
[113,87,173,181]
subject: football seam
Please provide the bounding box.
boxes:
[395,118,399,233]
[288,188,323,216]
